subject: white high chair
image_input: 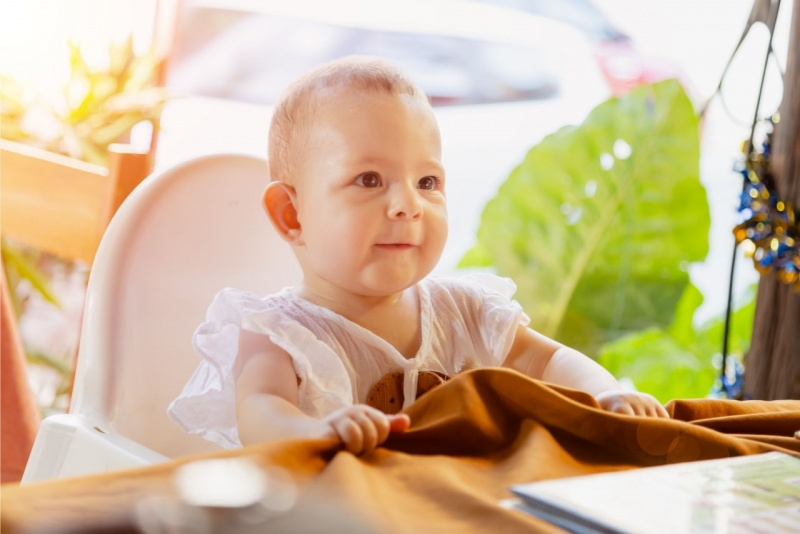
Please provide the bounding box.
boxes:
[22,154,301,484]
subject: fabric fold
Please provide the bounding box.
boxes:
[7,368,800,534]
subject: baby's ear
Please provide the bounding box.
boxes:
[263,181,303,245]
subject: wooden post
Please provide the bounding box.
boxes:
[0,268,41,483]
[102,144,153,226]
[744,0,800,399]
[0,141,151,264]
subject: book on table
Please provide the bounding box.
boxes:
[508,451,800,534]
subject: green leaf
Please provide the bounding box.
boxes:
[1,74,31,141]
[695,285,757,361]
[597,282,756,402]
[68,41,90,79]
[666,282,704,346]
[598,281,714,402]
[0,120,31,142]
[0,74,27,116]
[457,242,493,268]
[598,327,717,403]
[1,240,61,309]
[109,36,135,80]
[461,80,709,356]
[27,350,72,377]
[124,53,164,93]
[76,136,107,166]
[89,113,143,146]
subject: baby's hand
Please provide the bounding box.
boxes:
[594,390,670,418]
[321,404,411,455]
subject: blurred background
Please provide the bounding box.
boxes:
[1,0,793,412]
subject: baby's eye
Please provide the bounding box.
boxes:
[417,176,441,191]
[355,172,382,188]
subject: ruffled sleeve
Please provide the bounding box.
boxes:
[446,273,531,367]
[167,288,352,449]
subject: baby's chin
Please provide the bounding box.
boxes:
[355,270,431,297]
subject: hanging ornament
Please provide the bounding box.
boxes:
[702,0,784,400]
[733,115,800,291]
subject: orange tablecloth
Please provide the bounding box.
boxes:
[3,368,799,533]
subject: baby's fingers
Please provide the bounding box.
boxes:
[363,410,392,445]
[650,402,671,419]
[355,412,379,452]
[634,394,670,419]
[598,395,633,415]
[332,417,364,455]
[388,414,411,433]
[632,401,651,417]
[612,403,636,416]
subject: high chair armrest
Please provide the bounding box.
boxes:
[21,414,169,485]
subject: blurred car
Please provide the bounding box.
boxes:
[471,0,686,96]
[158,0,671,272]
[166,0,613,105]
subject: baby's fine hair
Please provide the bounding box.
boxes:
[268,56,431,184]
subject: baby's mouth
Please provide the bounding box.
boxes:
[375,243,415,250]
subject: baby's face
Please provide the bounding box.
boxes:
[290,89,448,298]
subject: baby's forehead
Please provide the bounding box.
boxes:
[295,86,427,140]
[301,84,403,119]
[314,83,432,120]
[268,57,434,184]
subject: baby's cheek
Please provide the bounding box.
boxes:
[428,220,448,258]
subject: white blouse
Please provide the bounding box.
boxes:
[168,274,530,449]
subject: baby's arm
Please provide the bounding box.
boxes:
[503,325,669,418]
[235,330,410,454]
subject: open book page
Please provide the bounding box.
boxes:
[510,452,800,534]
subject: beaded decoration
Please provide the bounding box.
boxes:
[733,115,800,292]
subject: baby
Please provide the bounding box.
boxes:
[169,56,668,455]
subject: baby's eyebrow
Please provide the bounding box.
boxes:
[426,162,446,174]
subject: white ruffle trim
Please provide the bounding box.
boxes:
[167,288,351,449]
[453,273,531,366]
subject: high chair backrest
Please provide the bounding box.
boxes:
[70,154,301,458]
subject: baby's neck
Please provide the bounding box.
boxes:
[296,283,409,318]
[297,282,423,359]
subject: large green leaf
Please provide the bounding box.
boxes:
[598,284,714,402]
[694,286,756,362]
[598,283,755,402]
[598,327,715,403]
[460,80,709,356]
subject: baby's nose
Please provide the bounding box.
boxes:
[388,185,422,219]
